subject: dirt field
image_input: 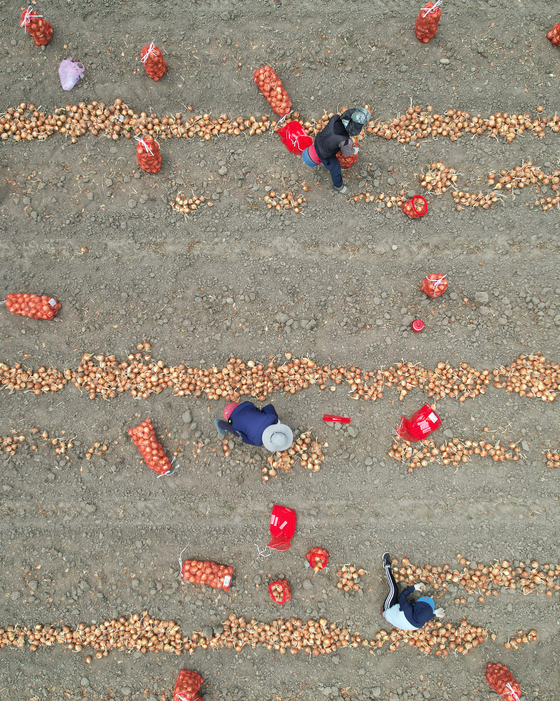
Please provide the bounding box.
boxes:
[1,0,560,699]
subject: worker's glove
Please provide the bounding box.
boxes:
[414,583,425,592]
[352,146,360,154]
[434,608,445,618]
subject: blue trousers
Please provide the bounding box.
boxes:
[320,156,343,188]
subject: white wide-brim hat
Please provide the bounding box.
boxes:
[262,423,293,452]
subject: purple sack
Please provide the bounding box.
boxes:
[58,57,85,91]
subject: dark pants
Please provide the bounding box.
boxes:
[382,563,399,611]
[217,420,240,437]
[320,156,343,188]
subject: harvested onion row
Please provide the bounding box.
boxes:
[263,191,307,214]
[0,361,67,395]
[504,628,538,650]
[263,432,325,481]
[393,554,560,599]
[169,192,212,215]
[388,436,521,473]
[0,433,25,457]
[545,448,560,469]
[352,191,407,209]
[420,162,459,194]
[336,565,366,593]
[493,353,558,402]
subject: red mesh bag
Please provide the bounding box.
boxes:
[128,418,172,474]
[268,579,292,604]
[4,293,60,320]
[336,151,358,169]
[401,195,428,218]
[486,663,522,701]
[174,670,203,701]
[141,42,167,81]
[253,65,292,117]
[277,121,312,155]
[421,273,448,298]
[136,137,162,173]
[396,404,441,442]
[415,2,442,43]
[20,6,53,47]
[547,24,560,47]
[306,547,329,571]
[268,504,297,551]
[181,559,234,591]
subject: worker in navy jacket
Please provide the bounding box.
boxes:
[381,553,445,630]
[214,401,293,452]
[302,107,370,193]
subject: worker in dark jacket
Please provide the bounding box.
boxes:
[302,107,371,193]
[214,401,293,451]
[381,553,445,630]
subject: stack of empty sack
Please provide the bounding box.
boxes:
[181,560,234,591]
[5,293,61,320]
[20,8,53,46]
[141,44,167,81]
[253,65,292,117]
[136,138,162,173]
[128,418,171,474]
[174,670,204,701]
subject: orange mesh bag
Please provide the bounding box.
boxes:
[336,151,358,169]
[128,418,172,475]
[136,137,162,173]
[141,42,167,81]
[174,670,204,701]
[306,547,329,571]
[415,2,442,44]
[486,663,522,701]
[3,293,61,320]
[181,559,234,591]
[420,273,448,298]
[253,65,292,117]
[401,195,428,218]
[268,579,292,604]
[20,6,53,46]
[547,24,560,47]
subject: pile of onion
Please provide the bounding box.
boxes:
[253,65,292,117]
[486,663,522,700]
[127,418,171,474]
[173,670,203,701]
[181,560,234,591]
[20,7,53,46]
[4,293,61,320]
[336,565,366,592]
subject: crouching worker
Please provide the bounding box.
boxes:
[302,107,371,194]
[381,553,445,630]
[214,401,293,452]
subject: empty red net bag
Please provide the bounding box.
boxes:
[421,273,448,298]
[415,2,442,43]
[128,418,172,474]
[306,547,329,571]
[20,6,53,46]
[136,137,162,173]
[486,663,522,701]
[268,579,292,605]
[401,195,428,218]
[397,404,441,442]
[174,670,204,701]
[253,65,292,117]
[547,24,560,47]
[277,121,312,155]
[181,559,234,591]
[4,293,61,320]
[141,42,167,81]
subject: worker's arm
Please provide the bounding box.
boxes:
[398,586,415,616]
[261,404,279,419]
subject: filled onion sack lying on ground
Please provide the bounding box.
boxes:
[136,137,162,173]
[253,65,292,117]
[181,560,234,591]
[174,669,203,701]
[4,293,61,320]
[306,547,329,571]
[127,418,172,474]
[547,24,560,47]
[141,42,167,81]
[415,2,442,43]
[421,273,448,298]
[268,579,292,604]
[20,6,53,46]
[401,195,428,218]
[486,662,522,701]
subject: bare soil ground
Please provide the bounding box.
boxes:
[1,0,560,700]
